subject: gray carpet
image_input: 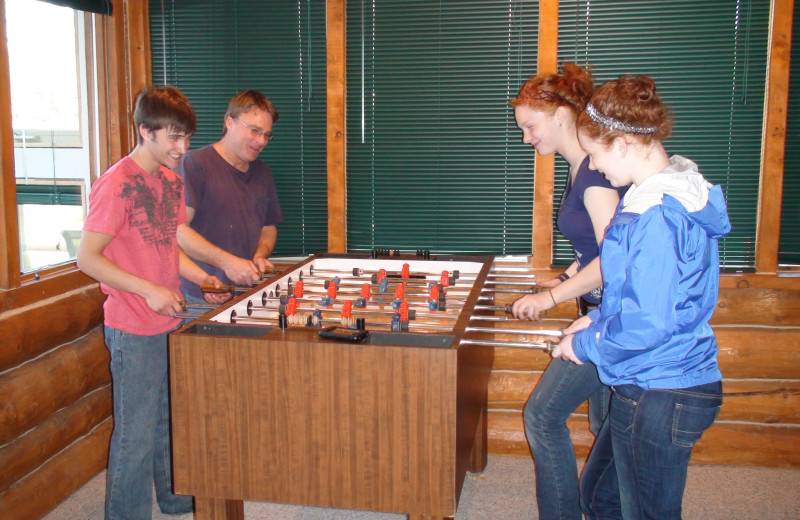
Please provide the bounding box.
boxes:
[44,455,800,519]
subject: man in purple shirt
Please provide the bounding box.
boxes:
[177,90,283,302]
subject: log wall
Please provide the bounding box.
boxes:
[1,265,799,520]
[487,267,800,468]
[0,276,111,520]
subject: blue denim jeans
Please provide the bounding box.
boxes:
[104,326,193,520]
[581,381,722,520]
[523,358,611,520]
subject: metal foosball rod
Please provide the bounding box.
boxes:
[227,310,453,332]
[201,283,252,294]
[481,280,540,287]
[300,274,441,289]
[260,295,463,312]
[307,265,462,281]
[258,286,466,308]
[294,284,470,299]
[286,275,468,293]
[481,286,539,294]
[249,302,459,321]
[485,273,537,279]
[183,301,220,309]
[464,326,564,338]
[474,304,513,314]
[469,315,519,322]
[460,338,555,353]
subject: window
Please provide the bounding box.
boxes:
[345,1,539,255]
[6,0,94,272]
[149,0,328,257]
[779,5,800,266]
[556,0,769,269]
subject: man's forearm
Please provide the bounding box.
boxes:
[253,226,278,259]
[177,223,236,268]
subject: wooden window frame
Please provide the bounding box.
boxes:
[0,0,149,297]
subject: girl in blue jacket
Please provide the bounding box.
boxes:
[553,75,731,520]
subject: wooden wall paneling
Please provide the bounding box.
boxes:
[92,14,112,172]
[756,0,794,273]
[692,421,800,468]
[530,0,559,267]
[0,418,112,520]
[0,0,20,289]
[488,409,592,458]
[489,409,800,469]
[489,370,800,424]
[0,271,97,313]
[102,3,135,162]
[715,327,800,379]
[0,286,106,371]
[124,0,151,96]
[0,327,110,446]
[0,385,111,494]
[713,288,800,325]
[327,0,347,253]
[720,273,800,290]
[717,379,800,423]
[490,324,800,377]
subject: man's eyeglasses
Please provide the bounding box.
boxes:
[235,118,274,142]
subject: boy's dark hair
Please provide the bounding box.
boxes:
[133,86,197,144]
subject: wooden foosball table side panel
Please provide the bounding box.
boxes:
[170,332,472,517]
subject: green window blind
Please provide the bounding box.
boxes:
[779,6,800,265]
[557,0,768,270]
[148,0,327,256]
[16,184,82,206]
[345,1,539,255]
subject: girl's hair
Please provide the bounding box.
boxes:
[576,75,672,146]
[133,86,197,144]
[510,63,594,117]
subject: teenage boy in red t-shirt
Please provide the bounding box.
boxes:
[77,86,222,519]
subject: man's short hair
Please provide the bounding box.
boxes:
[222,89,279,134]
[133,86,197,144]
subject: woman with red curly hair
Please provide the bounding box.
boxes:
[554,75,731,519]
[510,64,626,520]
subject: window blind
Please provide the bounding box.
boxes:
[345,1,539,255]
[779,6,800,265]
[557,0,769,270]
[149,0,327,256]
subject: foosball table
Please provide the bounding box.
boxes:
[169,253,557,520]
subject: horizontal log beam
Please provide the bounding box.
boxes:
[713,288,800,326]
[488,409,591,459]
[0,418,112,520]
[488,412,800,468]
[0,286,106,372]
[0,269,99,313]
[0,385,111,493]
[491,326,800,378]
[715,327,800,379]
[489,372,800,424]
[0,327,109,445]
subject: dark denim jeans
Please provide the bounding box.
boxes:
[581,381,722,520]
[524,358,611,520]
[104,325,193,520]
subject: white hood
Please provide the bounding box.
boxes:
[621,155,712,215]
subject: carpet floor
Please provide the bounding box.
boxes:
[43,455,800,519]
